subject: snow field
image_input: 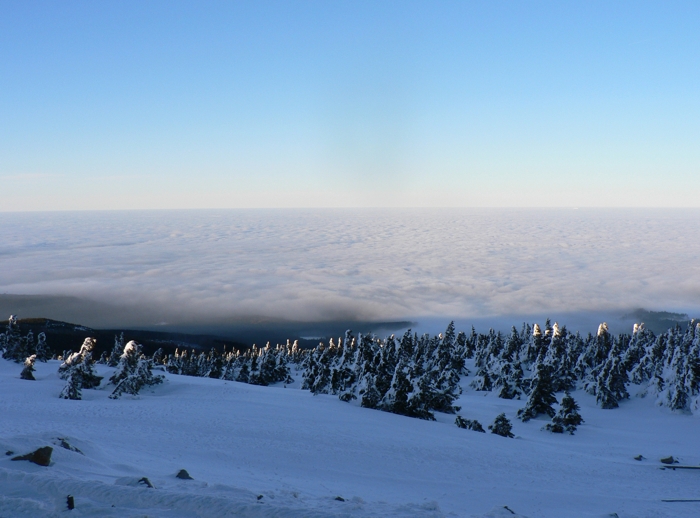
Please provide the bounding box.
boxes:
[1,359,699,517]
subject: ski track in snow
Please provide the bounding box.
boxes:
[0,209,699,325]
[2,360,700,517]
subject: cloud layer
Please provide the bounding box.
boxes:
[0,209,698,327]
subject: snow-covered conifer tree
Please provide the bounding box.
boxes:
[518,360,557,421]
[110,355,164,398]
[109,340,164,399]
[59,369,83,400]
[1,315,22,362]
[108,333,125,367]
[58,338,103,390]
[20,355,37,380]
[595,336,629,409]
[544,392,583,434]
[34,331,51,362]
[109,340,140,386]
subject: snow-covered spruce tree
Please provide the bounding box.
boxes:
[489,413,514,438]
[463,326,478,360]
[152,347,165,367]
[381,335,436,421]
[661,321,700,412]
[543,323,577,393]
[247,349,265,386]
[524,322,547,365]
[635,329,667,383]
[236,355,251,383]
[492,330,525,399]
[470,367,493,392]
[109,340,140,386]
[418,324,463,414]
[59,369,83,400]
[275,344,294,385]
[352,336,375,406]
[58,337,103,390]
[109,341,164,399]
[517,360,557,421]
[303,339,338,394]
[20,354,37,380]
[1,315,22,362]
[166,348,183,375]
[623,323,655,374]
[544,393,583,435]
[665,333,690,410]
[471,329,503,392]
[684,322,700,412]
[595,336,629,409]
[108,332,125,367]
[34,331,51,362]
[578,323,614,390]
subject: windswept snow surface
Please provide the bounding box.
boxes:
[2,359,700,517]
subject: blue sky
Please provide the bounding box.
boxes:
[1,1,699,210]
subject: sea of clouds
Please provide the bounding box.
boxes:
[0,209,698,332]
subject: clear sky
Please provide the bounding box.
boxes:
[1,1,699,210]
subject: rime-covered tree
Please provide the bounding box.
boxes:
[108,340,163,398]
[152,348,165,367]
[518,360,557,421]
[108,333,125,367]
[109,340,141,386]
[58,338,103,390]
[1,315,22,362]
[595,336,629,409]
[34,331,51,362]
[543,323,576,393]
[110,355,164,399]
[20,354,36,380]
[684,323,700,411]
[524,323,547,365]
[59,369,83,400]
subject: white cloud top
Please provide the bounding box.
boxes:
[0,209,698,324]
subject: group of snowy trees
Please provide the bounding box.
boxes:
[55,336,163,400]
[0,315,50,363]
[5,314,700,428]
[163,341,296,386]
[469,319,700,415]
[300,325,465,420]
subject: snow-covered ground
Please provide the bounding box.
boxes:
[2,358,699,517]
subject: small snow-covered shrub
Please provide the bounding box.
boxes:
[544,393,583,435]
[455,416,485,432]
[489,413,514,438]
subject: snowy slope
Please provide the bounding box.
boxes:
[1,359,699,517]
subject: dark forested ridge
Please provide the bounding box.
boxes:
[3,318,247,358]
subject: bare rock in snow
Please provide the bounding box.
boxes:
[176,469,193,480]
[11,446,53,466]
